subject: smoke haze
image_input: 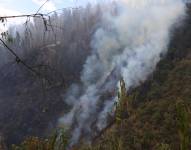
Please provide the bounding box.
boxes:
[59,0,186,146]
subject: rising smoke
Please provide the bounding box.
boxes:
[59,0,186,145]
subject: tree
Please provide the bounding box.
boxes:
[176,100,190,150]
[115,78,128,124]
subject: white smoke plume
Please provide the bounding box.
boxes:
[59,0,186,145]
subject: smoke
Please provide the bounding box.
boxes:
[59,0,186,145]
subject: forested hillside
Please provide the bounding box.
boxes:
[0,1,190,150]
[0,4,104,146]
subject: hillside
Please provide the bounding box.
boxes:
[0,5,99,147]
[79,5,191,150]
[0,1,190,150]
[9,15,191,149]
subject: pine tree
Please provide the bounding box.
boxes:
[115,78,128,124]
[176,100,190,150]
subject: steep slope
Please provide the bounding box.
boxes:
[78,5,191,150]
[0,7,96,146]
[0,2,190,150]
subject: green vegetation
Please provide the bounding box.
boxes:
[176,101,190,150]
[115,78,128,124]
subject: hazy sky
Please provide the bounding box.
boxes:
[0,0,111,15]
[0,0,78,14]
[0,0,113,32]
[0,0,69,31]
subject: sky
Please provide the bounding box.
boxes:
[0,0,104,32]
[0,0,79,15]
[0,0,110,15]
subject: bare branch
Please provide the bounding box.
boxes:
[0,14,45,19]
[34,0,49,15]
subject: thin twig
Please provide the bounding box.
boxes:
[34,0,50,15]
